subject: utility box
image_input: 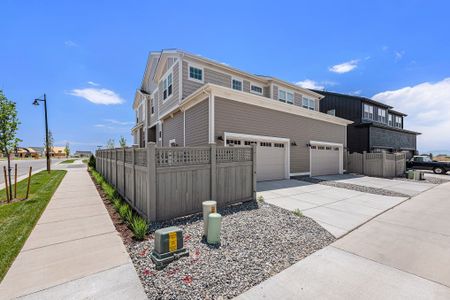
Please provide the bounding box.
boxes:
[151,226,188,269]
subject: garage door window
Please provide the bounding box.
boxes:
[260,142,272,147]
[274,143,285,148]
[244,141,257,146]
[226,139,241,145]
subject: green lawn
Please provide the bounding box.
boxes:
[60,159,76,164]
[0,170,66,281]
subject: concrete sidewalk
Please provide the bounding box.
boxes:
[0,166,146,299]
[238,182,450,299]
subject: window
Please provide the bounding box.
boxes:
[378,109,386,123]
[151,98,154,115]
[260,142,272,147]
[278,89,294,104]
[274,143,285,148]
[363,104,374,120]
[244,141,257,146]
[226,139,241,145]
[388,114,393,126]
[250,85,263,95]
[302,97,315,110]
[163,73,173,100]
[232,78,242,91]
[189,66,203,82]
[395,116,402,128]
[327,109,336,116]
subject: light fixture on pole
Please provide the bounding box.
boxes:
[33,94,50,173]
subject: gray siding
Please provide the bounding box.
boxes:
[205,68,231,87]
[243,80,250,93]
[182,60,203,99]
[162,111,184,147]
[263,86,271,98]
[214,97,346,173]
[272,85,278,100]
[294,92,302,107]
[370,126,417,151]
[159,61,180,117]
[185,99,209,146]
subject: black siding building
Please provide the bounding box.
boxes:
[314,90,420,157]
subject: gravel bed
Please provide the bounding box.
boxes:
[294,176,410,197]
[394,176,449,185]
[128,201,335,300]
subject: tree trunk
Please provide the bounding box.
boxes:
[6,149,12,201]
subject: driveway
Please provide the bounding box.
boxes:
[312,174,435,196]
[238,182,450,300]
[257,180,408,238]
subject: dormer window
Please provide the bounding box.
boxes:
[395,116,402,128]
[163,73,173,101]
[388,114,393,126]
[278,89,294,104]
[363,104,374,120]
[377,109,386,123]
[302,97,315,110]
[250,84,263,95]
[232,78,243,91]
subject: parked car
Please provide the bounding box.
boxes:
[406,155,450,174]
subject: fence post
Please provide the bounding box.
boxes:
[147,143,157,221]
[132,147,136,206]
[115,148,118,188]
[252,144,257,201]
[362,151,366,175]
[123,148,126,199]
[210,144,216,201]
[382,151,387,177]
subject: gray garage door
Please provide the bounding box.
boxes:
[310,145,340,176]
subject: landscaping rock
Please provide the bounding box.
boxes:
[128,201,335,299]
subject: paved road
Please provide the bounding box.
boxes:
[0,159,63,185]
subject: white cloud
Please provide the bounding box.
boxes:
[394,50,405,61]
[329,59,359,74]
[69,88,124,105]
[350,90,362,95]
[87,81,100,86]
[64,40,78,47]
[103,119,134,126]
[372,78,450,151]
[295,79,325,90]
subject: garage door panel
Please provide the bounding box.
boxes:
[256,146,285,181]
[310,145,341,177]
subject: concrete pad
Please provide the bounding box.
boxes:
[22,214,116,251]
[344,193,407,210]
[314,221,348,238]
[265,197,318,211]
[19,263,147,300]
[334,220,450,287]
[303,206,372,233]
[308,188,362,201]
[289,192,338,206]
[0,233,130,299]
[45,196,104,210]
[325,199,383,216]
[236,246,450,300]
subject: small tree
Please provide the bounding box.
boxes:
[44,130,54,156]
[0,90,21,200]
[64,142,70,157]
[119,136,127,148]
[106,138,115,149]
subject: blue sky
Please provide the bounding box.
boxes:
[1,0,450,153]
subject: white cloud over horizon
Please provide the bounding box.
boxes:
[87,81,100,86]
[64,40,78,47]
[295,79,325,90]
[373,78,450,152]
[329,59,359,74]
[68,88,124,105]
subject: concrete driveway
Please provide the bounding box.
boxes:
[313,174,435,196]
[257,180,407,238]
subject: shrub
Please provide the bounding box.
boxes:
[112,197,122,211]
[131,216,148,240]
[102,182,116,199]
[119,203,132,221]
[293,209,303,217]
[88,155,96,169]
[257,195,265,203]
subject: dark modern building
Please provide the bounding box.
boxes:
[313,90,420,158]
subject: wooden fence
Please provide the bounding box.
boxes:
[347,151,406,177]
[96,143,256,221]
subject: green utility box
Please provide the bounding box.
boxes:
[151,226,188,269]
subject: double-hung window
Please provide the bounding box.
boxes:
[395,116,402,128]
[363,104,374,120]
[163,73,173,101]
[189,66,203,82]
[378,109,386,123]
[302,97,315,110]
[388,114,393,126]
[232,78,242,91]
[278,89,293,104]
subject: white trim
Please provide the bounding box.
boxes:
[183,110,186,147]
[277,87,294,104]
[178,60,182,104]
[224,132,290,179]
[309,140,344,176]
[290,172,310,176]
[249,82,263,95]
[231,77,243,91]
[187,62,204,83]
[161,70,174,103]
[208,93,215,143]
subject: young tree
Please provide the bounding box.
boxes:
[44,130,54,156]
[119,136,127,148]
[0,90,21,200]
[64,142,70,157]
[106,138,115,149]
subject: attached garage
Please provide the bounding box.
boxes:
[310,141,344,177]
[224,132,289,181]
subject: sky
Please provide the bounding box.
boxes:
[1,0,450,153]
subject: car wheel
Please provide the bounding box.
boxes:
[433,167,444,174]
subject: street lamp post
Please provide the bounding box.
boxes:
[33,94,50,173]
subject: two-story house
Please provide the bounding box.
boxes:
[132,49,352,180]
[315,90,420,158]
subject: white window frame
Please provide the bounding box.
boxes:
[327,109,336,116]
[250,83,263,95]
[302,96,316,110]
[162,71,173,102]
[363,104,374,120]
[395,115,402,128]
[378,108,386,123]
[231,77,243,91]
[278,88,294,104]
[187,63,204,83]
[388,114,393,126]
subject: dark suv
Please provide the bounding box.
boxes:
[406,156,449,174]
